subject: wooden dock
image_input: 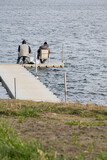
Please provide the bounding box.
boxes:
[22,62,64,68]
[0,63,60,102]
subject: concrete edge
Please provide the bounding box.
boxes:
[22,62,64,68]
[0,76,15,99]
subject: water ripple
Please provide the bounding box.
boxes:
[0,1,107,106]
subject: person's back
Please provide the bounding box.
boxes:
[17,40,31,64]
[19,43,29,58]
[37,42,50,63]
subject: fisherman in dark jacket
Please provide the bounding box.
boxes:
[37,42,50,63]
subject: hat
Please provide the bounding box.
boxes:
[22,40,26,44]
[44,42,47,45]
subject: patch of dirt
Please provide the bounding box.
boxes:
[6,112,107,159]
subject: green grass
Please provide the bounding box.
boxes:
[16,107,40,117]
[0,105,40,117]
[72,135,79,145]
[48,117,59,120]
[96,117,107,121]
[0,99,107,160]
[0,100,107,119]
[65,120,105,126]
[0,120,60,160]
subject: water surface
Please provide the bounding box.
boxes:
[0,0,107,105]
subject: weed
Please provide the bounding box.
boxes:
[48,117,58,120]
[16,108,40,117]
[0,106,40,117]
[91,110,107,117]
[72,135,78,145]
[97,151,107,160]
[65,121,105,126]
[54,107,83,115]
[87,144,92,153]
[79,130,84,133]
[18,116,26,123]
[78,153,86,160]
[92,141,96,147]
[96,118,107,121]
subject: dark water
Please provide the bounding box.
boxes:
[0,0,107,105]
[0,82,10,99]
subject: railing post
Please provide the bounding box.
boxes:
[64,72,67,102]
[14,78,16,99]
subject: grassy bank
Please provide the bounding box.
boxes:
[0,99,107,159]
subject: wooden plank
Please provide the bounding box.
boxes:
[0,63,60,102]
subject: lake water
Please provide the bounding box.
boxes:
[0,0,107,105]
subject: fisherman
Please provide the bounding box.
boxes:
[17,40,31,64]
[37,42,50,63]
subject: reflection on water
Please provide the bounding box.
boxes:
[0,0,107,105]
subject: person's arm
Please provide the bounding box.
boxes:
[18,45,20,52]
[48,48,50,54]
[29,46,31,53]
[37,48,40,59]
